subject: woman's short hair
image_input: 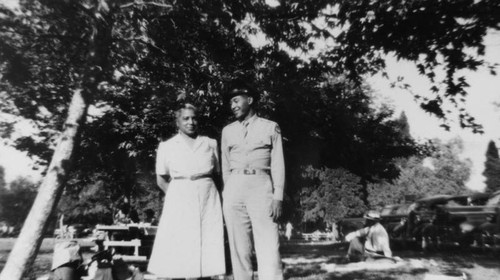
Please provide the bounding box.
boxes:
[174,103,197,119]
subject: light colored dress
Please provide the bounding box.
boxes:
[148,134,225,278]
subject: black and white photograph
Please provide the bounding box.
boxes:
[1,0,500,279]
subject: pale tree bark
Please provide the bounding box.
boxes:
[0,1,117,277]
[0,89,89,280]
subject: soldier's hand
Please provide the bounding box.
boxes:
[271,200,282,222]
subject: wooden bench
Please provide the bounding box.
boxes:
[103,239,147,261]
[301,232,333,241]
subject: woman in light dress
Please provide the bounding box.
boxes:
[148,103,225,279]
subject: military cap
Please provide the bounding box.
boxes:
[225,79,259,101]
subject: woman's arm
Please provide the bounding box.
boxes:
[156,174,170,193]
[156,141,171,193]
[211,139,223,191]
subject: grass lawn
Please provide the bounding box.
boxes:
[1,238,500,279]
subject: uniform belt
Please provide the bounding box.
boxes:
[172,174,212,180]
[231,168,270,175]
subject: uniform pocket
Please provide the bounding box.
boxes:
[256,136,272,147]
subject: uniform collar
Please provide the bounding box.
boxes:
[240,114,258,126]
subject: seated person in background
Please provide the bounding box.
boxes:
[113,203,139,225]
[52,240,83,280]
[344,211,392,262]
[142,209,158,226]
[129,208,140,224]
[114,203,132,225]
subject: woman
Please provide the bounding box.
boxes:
[148,104,225,279]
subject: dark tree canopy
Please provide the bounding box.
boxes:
[1,0,499,224]
[2,1,499,145]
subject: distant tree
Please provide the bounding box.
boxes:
[396,111,411,140]
[399,138,471,196]
[432,138,472,192]
[58,175,114,226]
[0,165,5,190]
[300,166,367,226]
[0,177,37,228]
[483,140,500,193]
[58,170,163,225]
[367,179,404,210]
[0,166,6,219]
[368,138,472,207]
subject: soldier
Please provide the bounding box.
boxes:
[221,81,285,280]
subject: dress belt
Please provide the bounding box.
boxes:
[231,168,270,175]
[172,174,212,180]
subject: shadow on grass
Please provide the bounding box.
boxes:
[284,263,325,278]
[281,242,348,260]
[284,262,430,280]
[282,241,435,279]
[282,242,346,278]
[324,268,429,280]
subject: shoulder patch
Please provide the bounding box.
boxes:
[275,124,281,134]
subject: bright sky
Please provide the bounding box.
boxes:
[0,115,42,183]
[0,0,18,11]
[1,0,499,191]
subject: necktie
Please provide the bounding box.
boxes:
[242,121,249,139]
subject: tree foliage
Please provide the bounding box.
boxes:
[2,0,499,156]
[396,111,411,140]
[0,165,5,190]
[1,0,498,226]
[255,0,500,131]
[0,177,37,228]
[368,138,472,209]
[483,140,500,193]
[300,166,367,225]
[0,166,6,219]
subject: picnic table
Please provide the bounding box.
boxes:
[95,224,158,237]
[94,223,158,262]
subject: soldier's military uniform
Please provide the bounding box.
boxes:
[222,114,285,280]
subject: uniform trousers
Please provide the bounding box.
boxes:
[223,174,283,280]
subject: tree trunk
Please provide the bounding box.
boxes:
[0,89,89,280]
